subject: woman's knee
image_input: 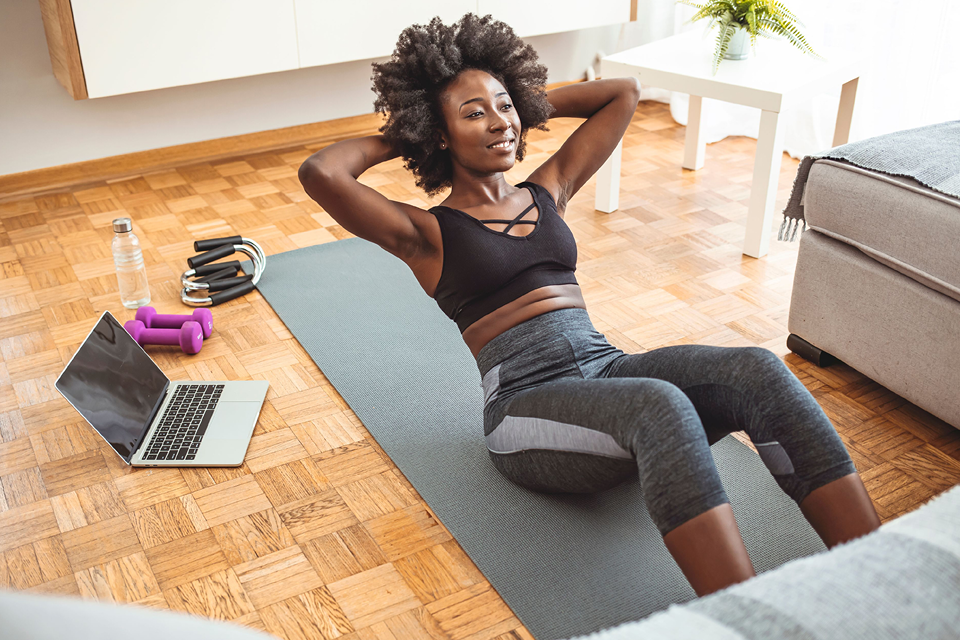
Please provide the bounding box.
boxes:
[620,378,695,417]
[620,379,704,443]
[730,346,790,380]
[723,347,815,416]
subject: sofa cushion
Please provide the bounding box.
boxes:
[803,158,960,303]
[789,231,960,429]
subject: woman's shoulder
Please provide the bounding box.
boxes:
[520,174,566,214]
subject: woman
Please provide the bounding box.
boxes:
[298,13,881,597]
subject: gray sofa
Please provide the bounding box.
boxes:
[787,158,960,429]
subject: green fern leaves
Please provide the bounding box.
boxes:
[676,0,823,75]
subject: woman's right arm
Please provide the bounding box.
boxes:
[298,135,425,260]
[300,134,400,180]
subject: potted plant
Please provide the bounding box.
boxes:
[675,0,823,75]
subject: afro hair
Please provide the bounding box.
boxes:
[371,13,554,197]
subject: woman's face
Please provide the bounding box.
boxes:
[438,69,521,174]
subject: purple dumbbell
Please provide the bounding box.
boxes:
[135,306,213,339]
[124,320,204,355]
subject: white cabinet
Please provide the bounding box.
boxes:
[71,0,300,98]
[296,0,475,69]
[477,0,632,38]
[49,0,634,99]
[296,0,633,69]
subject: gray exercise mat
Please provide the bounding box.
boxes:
[242,238,826,640]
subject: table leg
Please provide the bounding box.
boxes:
[683,94,706,170]
[594,136,622,213]
[743,108,785,258]
[833,76,859,147]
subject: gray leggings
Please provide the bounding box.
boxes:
[476,308,857,537]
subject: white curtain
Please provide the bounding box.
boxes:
[617,0,960,159]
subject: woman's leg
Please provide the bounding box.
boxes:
[662,503,755,597]
[798,473,880,548]
[601,345,881,548]
[487,376,756,596]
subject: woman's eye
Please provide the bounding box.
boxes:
[469,104,511,118]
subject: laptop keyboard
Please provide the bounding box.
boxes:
[142,384,224,461]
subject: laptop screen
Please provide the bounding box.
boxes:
[55,311,169,464]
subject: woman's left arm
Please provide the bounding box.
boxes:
[531,77,641,208]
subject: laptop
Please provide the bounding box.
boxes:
[55,310,269,467]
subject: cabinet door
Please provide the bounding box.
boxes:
[71,0,299,98]
[477,0,631,38]
[296,0,475,69]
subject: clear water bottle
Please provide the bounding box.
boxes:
[112,218,151,309]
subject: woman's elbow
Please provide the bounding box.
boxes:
[298,158,326,188]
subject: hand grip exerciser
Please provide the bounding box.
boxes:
[180,236,265,307]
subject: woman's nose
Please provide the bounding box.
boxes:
[491,115,512,132]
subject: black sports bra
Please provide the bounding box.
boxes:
[428,181,579,333]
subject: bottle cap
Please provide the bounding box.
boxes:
[113,218,133,233]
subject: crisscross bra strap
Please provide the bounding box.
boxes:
[484,201,538,233]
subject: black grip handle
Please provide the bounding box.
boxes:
[188,244,236,269]
[209,280,256,306]
[206,274,253,292]
[194,236,242,252]
[192,260,241,277]
[195,266,239,284]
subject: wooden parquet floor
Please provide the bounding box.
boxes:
[1,100,959,639]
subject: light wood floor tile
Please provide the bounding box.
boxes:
[335,470,418,523]
[74,551,161,603]
[114,468,191,512]
[212,508,297,565]
[131,495,200,548]
[144,528,229,591]
[425,582,522,640]
[234,545,324,609]
[278,489,359,544]
[244,429,310,475]
[363,505,453,563]
[192,474,273,527]
[254,457,330,509]
[162,568,256,621]
[260,586,354,640]
[300,523,386,585]
[327,562,422,631]
[61,514,142,572]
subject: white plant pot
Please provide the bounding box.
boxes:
[723,25,751,60]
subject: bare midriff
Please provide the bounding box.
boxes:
[461,283,586,359]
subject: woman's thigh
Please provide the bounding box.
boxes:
[601,344,855,504]
[600,345,820,441]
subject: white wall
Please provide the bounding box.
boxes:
[0,0,667,176]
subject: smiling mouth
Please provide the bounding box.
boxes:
[488,140,514,150]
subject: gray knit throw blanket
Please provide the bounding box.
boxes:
[779,119,960,242]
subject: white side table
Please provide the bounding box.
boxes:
[597,30,865,258]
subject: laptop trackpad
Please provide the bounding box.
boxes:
[218,384,265,403]
[204,403,258,441]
